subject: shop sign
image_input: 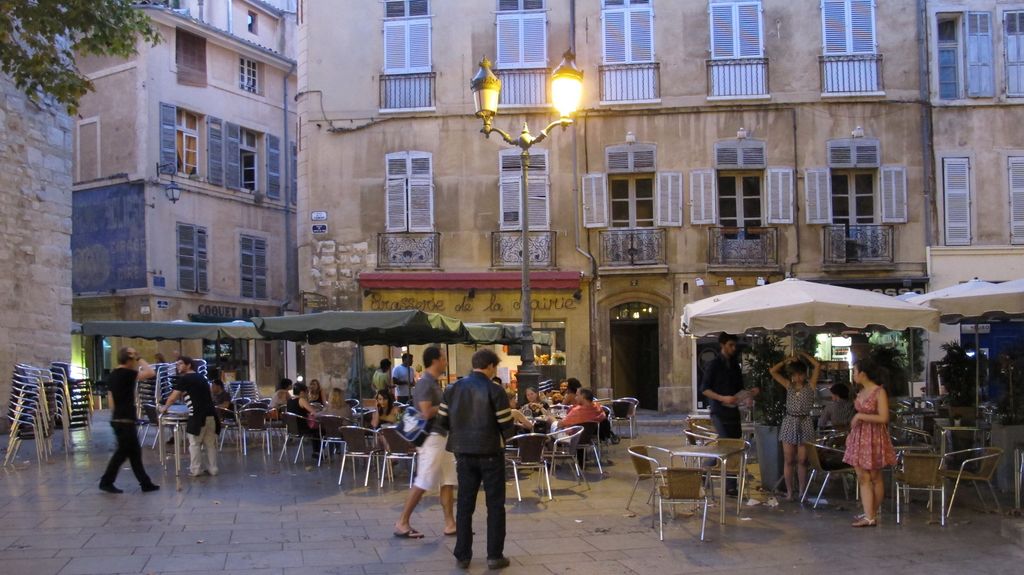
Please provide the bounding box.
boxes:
[366,292,578,314]
[156,299,169,309]
[826,279,927,298]
[196,304,263,319]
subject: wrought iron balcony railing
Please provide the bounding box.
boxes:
[823,224,894,265]
[491,230,556,269]
[377,232,439,269]
[819,54,884,94]
[599,228,665,267]
[706,58,769,98]
[599,62,660,103]
[708,226,779,268]
[379,72,436,110]
[495,68,549,107]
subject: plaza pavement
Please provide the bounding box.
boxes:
[0,412,1022,575]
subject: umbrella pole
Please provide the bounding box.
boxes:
[975,327,981,409]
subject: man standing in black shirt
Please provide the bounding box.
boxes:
[700,333,758,494]
[99,347,160,494]
[161,356,219,477]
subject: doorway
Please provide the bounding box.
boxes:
[610,302,659,410]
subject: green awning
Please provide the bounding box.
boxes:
[251,310,470,345]
[465,323,553,345]
[81,320,262,341]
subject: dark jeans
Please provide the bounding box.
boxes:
[454,453,506,562]
[100,422,153,487]
[710,413,741,492]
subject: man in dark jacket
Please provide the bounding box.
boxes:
[437,349,515,570]
[700,333,758,494]
[160,356,219,477]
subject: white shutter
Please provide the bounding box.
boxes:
[386,179,408,232]
[849,0,875,54]
[804,168,832,224]
[603,8,627,64]
[655,171,683,227]
[527,175,549,230]
[710,3,736,59]
[629,6,654,62]
[500,176,521,230]
[880,165,908,223]
[383,20,408,72]
[409,151,432,178]
[738,2,763,57]
[1006,12,1024,96]
[822,0,848,55]
[583,173,609,228]
[407,18,431,72]
[942,158,971,246]
[967,12,994,97]
[522,12,547,67]
[496,13,522,67]
[689,169,717,225]
[766,167,794,224]
[1008,158,1024,243]
[407,179,433,231]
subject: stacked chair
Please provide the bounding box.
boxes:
[5,363,70,466]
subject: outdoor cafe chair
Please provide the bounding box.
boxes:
[316,414,347,467]
[801,441,855,508]
[338,426,382,487]
[702,438,749,502]
[215,406,238,451]
[238,407,272,456]
[941,446,1003,518]
[895,452,946,526]
[626,445,672,512]
[141,403,178,449]
[345,398,361,409]
[279,411,313,463]
[578,422,603,474]
[610,397,640,438]
[890,425,934,452]
[684,429,717,447]
[544,425,587,488]
[378,426,417,488]
[654,467,709,542]
[506,433,552,501]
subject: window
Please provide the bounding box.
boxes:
[176,109,199,176]
[239,57,259,93]
[584,143,681,228]
[717,174,762,228]
[831,172,875,225]
[383,0,431,74]
[610,176,655,228]
[240,129,258,192]
[496,1,546,69]
[1008,158,1024,244]
[935,12,994,99]
[1006,12,1024,96]
[385,151,434,232]
[937,16,960,99]
[175,28,207,86]
[499,149,549,230]
[602,0,653,64]
[247,10,258,34]
[177,224,208,293]
[821,0,875,56]
[240,235,267,299]
[710,0,763,59]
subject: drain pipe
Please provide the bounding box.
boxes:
[789,107,800,278]
[283,60,298,309]
[917,0,935,249]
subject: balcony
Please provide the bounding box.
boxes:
[599,228,666,267]
[599,63,660,103]
[379,72,435,111]
[824,224,894,266]
[706,58,769,99]
[377,232,439,269]
[491,231,556,269]
[708,227,779,270]
[495,68,549,107]
[819,54,884,95]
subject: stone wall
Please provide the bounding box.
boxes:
[0,75,73,424]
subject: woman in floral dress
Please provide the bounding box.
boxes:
[843,358,897,527]
[770,351,821,501]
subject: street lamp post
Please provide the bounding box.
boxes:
[470,52,583,399]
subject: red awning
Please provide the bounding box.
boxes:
[358,271,580,290]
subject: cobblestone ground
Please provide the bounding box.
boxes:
[0,414,1021,575]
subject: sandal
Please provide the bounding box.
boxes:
[393,528,425,539]
[851,517,877,528]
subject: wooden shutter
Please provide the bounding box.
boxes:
[500,149,548,230]
[629,5,654,62]
[582,173,609,228]
[603,8,627,63]
[289,141,297,204]
[159,103,176,174]
[689,169,717,225]
[385,152,409,232]
[196,227,209,293]
[710,3,736,59]
[607,144,656,173]
[737,2,763,57]
[499,176,521,230]
[496,13,522,67]
[407,151,433,232]
[224,122,241,190]
[408,18,431,72]
[177,224,196,292]
[253,238,267,299]
[265,134,281,199]
[804,168,832,224]
[1006,12,1024,96]
[207,117,223,186]
[527,174,549,230]
[880,165,907,223]
[1009,158,1024,243]
[766,167,794,224]
[849,0,875,53]
[240,236,252,298]
[967,12,995,97]
[383,20,408,72]
[606,145,631,172]
[522,12,547,67]
[822,0,848,55]
[175,29,207,86]
[655,171,683,227]
[942,158,971,245]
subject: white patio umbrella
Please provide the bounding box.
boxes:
[681,278,941,337]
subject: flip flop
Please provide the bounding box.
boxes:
[444,529,457,536]
[393,529,425,539]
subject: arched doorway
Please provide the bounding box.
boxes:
[610,302,659,409]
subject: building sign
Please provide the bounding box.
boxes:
[312,224,328,234]
[156,299,170,309]
[824,278,927,298]
[71,183,147,293]
[194,305,263,319]
[366,291,578,314]
[311,211,328,221]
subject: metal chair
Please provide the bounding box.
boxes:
[578,421,604,474]
[215,406,238,451]
[238,407,272,455]
[654,467,709,541]
[338,426,382,487]
[279,412,312,463]
[610,397,639,438]
[378,426,418,488]
[316,414,348,467]
[801,441,856,508]
[544,425,587,488]
[940,446,1004,518]
[506,433,552,501]
[895,452,946,526]
[701,438,749,503]
[626,445,671,512]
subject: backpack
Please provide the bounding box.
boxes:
[398,405,429,447]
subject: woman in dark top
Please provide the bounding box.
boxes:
[371,389,401,428]
[286,382,320,458]
[308,378,326,405]
[99,347,160,493]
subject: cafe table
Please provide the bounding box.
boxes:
[670,443,748,524]
[157,404,189,475]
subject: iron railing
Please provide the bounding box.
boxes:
[599,228,665,267]
[708,227,778,268]
[599,62,660,102]
[823,224,894,264]
[490,230,556,269]
[819,54,884,94]
[377,232,439,269]
[379,72,436,110]
[495,68,549,107]
[706,58,769,98]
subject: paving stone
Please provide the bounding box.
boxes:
[144,552,228,572]
[57,554,148,575]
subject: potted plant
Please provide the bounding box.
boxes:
[937,342,980,423]
[990,344,1024,491]
[743,335,786,492]
[868,345,909,398]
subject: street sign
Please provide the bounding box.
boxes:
[312,224,328,234]
[156,299,170,309]
[311,211,328,221]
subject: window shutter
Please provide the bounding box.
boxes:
[689,169,717,225]
[207,116,223,186]
[1006,12,1024,96]
[655,171,683,227]
[606,146,631,172]
[710,4,736,59]
[384,20,408,72]
[386,179,408,232]
[386,152,409,178]
[408,19,432,72]
[629,6,654,62]
[196,227,209,293]
[496,13,522,67]
[289,141,297,204]
[849,0,875,54]
[500,176,521,230]
[522,12,547,67]
[879,165,907,223]
[527,174,549,230]
[159,103,176,174]
[254,238,267,299]
[942,158,971,245]
[632,145,656,171]
[224,122,241,190]
[966,12,995,97]
[265,134,281,199]
[804,168,832,224]
[409,151,432,178]
[603,8,627,64]
[854,140,880,167]
[1008,158,1024,243]
[822,0,848,55]
[737,2,763,57]
[407,151,433,232]
[177,224,196,292]
[582,173,609,228]
[240,236,251,298]
[827,140,854,168]
[766,167,794,224]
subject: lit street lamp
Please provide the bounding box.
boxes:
[470,51,583,397]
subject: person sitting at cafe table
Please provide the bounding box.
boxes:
[322,387,354,422]
[818,383,856,431]
[555,388,606,429]
[287,382,320,459]
[560,378,582,406]
[210,379,232,411]
[372,389,401,428]
[308,378,326,405]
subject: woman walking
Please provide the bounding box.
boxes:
[843,357,897,527]
[770,351,821,501]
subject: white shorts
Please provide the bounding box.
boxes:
[413,433,457,491]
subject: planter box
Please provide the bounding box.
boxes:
[990,423,1024,492]
[755,424,783,491]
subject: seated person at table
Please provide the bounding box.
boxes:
[818,383,856,431]
[556,388,607,429]
[371,389,401,428]
[521,386,550,418]
[287,382,319,458]
[560,378,582,406]
[210,380,232,411]
[308,378,326,405]
[322,387,354,422]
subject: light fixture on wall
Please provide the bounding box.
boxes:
[625,131,637,144]
[851,125,865,139]
[468,288,477,299]
[725,277,736,287]
[155,162,183,204]
[736,127,748,140]
[757,276,767,286]
[695,277,705,287]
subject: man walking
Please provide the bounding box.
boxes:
[700,333,758,494]
[161,356,219,477]
[392,352,416,404]
[99,347,160,494]
[393,346,456,539]
[437,349,515,570]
